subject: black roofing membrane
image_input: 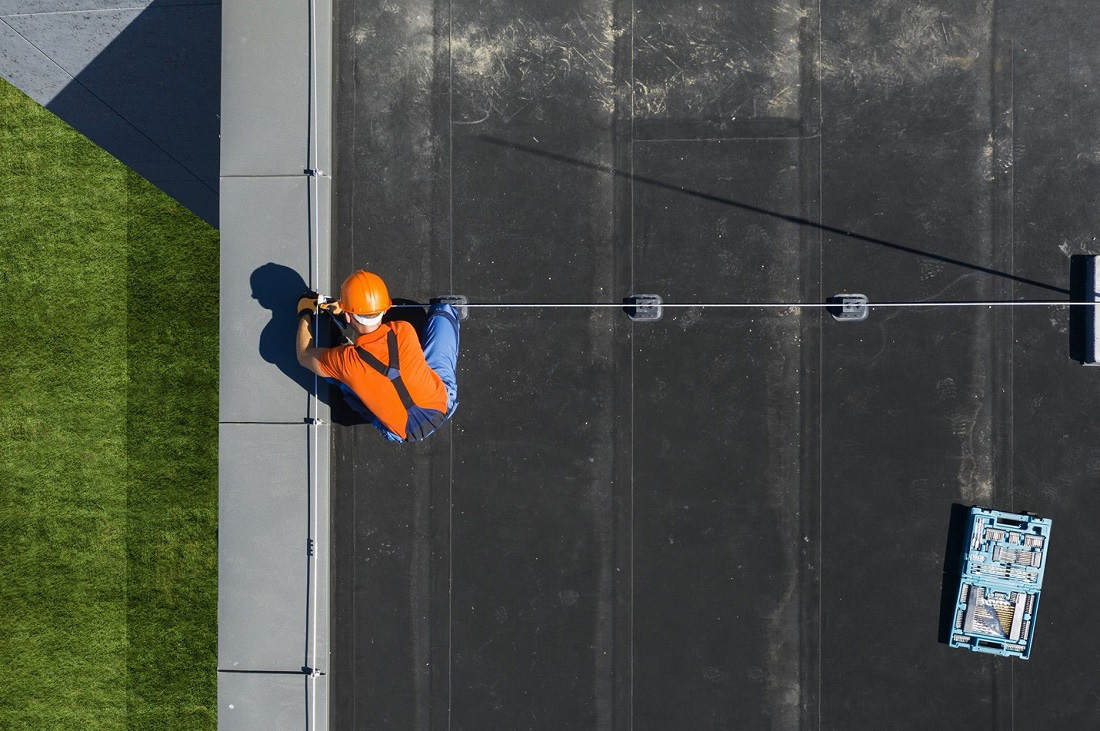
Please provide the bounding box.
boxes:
[330,0,1100,727]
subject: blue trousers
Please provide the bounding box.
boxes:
[422,303,460,410]
[331,303,459,441]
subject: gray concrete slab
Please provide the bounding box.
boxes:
[218,423,310,671]
[314,174,332,295]
[0,0,209,13]
[313,0,332,176]
[219,175,315,424]
[217,672,307,730]
[220,0,312,177]
[3,9,144,72]
[0,20,67,99]
[218,0,333,722]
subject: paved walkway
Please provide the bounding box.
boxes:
[0,0,220,226]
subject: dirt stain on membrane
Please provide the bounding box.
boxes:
[633,3,804,120]
[353,25,375,45]
[450,10,623,123]
[449,3,809,124]
[351,7,435,117]
[951,400,993,504]
[761,314,803,728]
[822,1,993,87]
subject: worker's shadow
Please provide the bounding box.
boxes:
[250,263,433,427]
[384,298,429,334]
[250,263,339,415]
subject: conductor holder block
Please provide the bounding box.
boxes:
[431,295,469,321]
[827,293,869,321]
[624,294,663,322]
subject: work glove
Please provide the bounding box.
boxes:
[297,290,319,319]
[320,299,343,316]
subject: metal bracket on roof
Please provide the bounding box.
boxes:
[304,416,326,425]
[304,168,325,177]
[432,294,469,321]
[624,294,663,322]
[828,293,869,322]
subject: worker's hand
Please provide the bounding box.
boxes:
[297,290,319,319]
[321,300,343,316]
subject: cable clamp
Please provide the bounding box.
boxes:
[624,294,663,322]
[827,293,869,322]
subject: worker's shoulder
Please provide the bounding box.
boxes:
[389,319,417,337]
[314,342,349,378]
[322,342,351,361]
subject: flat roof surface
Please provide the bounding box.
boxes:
[330,0,1100,727]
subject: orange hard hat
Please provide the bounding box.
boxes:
[338,270,392,315]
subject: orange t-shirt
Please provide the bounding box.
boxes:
[318,321,448,439]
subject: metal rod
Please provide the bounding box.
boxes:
[381,300,1100,309]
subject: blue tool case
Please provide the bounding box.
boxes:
[949,507,1052,659]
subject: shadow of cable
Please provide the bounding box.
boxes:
[385,298,429,341]
[478,134,1069,296]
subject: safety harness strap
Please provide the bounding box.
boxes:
[355,331,416,411]
[355,330,445,441]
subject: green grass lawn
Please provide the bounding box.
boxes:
[0,78,217,728]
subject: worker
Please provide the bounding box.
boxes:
[295,270,460,442]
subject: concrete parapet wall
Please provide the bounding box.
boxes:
[217,0,332,727]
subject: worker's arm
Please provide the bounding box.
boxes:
[295,292,329,376]
[296,315,328,376]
